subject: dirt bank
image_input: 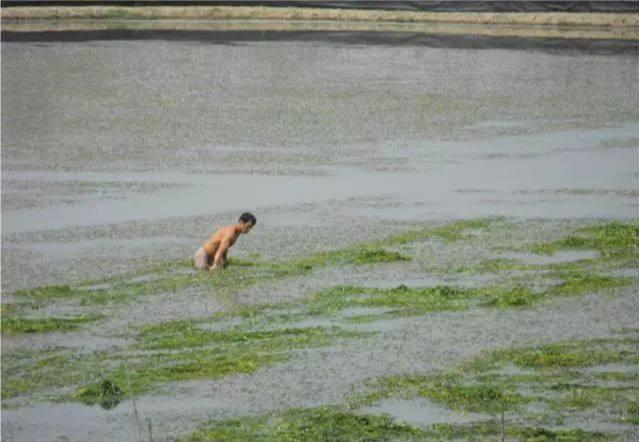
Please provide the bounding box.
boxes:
[3,18,639,41]
[2,6,639,29]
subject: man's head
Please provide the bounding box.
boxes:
[238,212,257,233]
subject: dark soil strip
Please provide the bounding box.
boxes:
[2,1,638,14]
[3,29,637,55]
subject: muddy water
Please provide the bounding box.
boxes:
[2,26,638,442]
[358,398,492,427]
[2,36,638,233]
[1,396,228,442]
[3,34,637,259]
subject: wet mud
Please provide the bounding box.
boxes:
[2,26,638,442]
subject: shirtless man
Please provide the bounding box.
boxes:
[193,212,256,272]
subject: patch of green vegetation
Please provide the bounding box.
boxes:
[12,258,275,308]
[307,284,473,317]
[138,320,364,350]
[76,379,123,410]
[11,245,409,309]
[594,371,639,382]
[1,348,107,401]
[362,373,528,413]
[455,258,534,274]
[549,271,628,296]
[474,371,578,387]
[307,284,544,320]
[12,285,78,300]
[7,218,504,311]
[309,268,628,318]
[2,315,102,334]
[490,341,639,370]
[73,324,370,404]
[184,405,611,442]
[531,222,638,258]
[74,351,287,406]
[627,401,639,425]
[432,422,611,442]
[419,379,528,413]
[359,336,638,435]
[184,407,429,442]
[385,218,496,245]
[305,246,411,267]
[3,315,369,404]
[479,286,540,308]
[224,257,257,267]
[548,385,638,412]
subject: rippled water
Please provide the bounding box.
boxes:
[3,32,638,235]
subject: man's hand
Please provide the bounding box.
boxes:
[209,264,217,272]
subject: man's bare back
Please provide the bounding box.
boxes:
[193,212,256,272]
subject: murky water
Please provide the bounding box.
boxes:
[2,34,638,235]
[344,317,407,333]
[358,398,492,427]
[2,24,638,442]
[355,275,497,289]
[1,396,227,442]
[584,363,639,375]
[2,30,637,288]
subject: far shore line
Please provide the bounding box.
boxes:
[3,6,639,28]
[3,7,639,40]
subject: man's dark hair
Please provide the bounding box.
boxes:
[239,212,257,226]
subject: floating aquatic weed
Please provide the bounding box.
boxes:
[356,336,638,440]
[76,378,123,410]
[183,406,428,442]
[531,222,639,257]
[549,271,628,296]
[384,218,498,245]
[627,402,639,425]
[1,315,103,334]
[432,422,611,442]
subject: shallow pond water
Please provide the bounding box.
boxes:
[358,274,497,289]
[359,398,492,427]
[2,22,638,442]
[339,306,395,317]
[343,317,407,333]
[2,33,638,237]
[1,396,227,442]
[584,363,639,375]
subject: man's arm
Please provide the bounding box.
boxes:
[210,240,231,271]
[222,249,229,268]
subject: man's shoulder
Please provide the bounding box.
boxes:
[220,224,238,238]
[209,225,231,240]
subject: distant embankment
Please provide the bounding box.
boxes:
[2,1,639,14]
[3,1,638,43]
[2,0,639,27]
